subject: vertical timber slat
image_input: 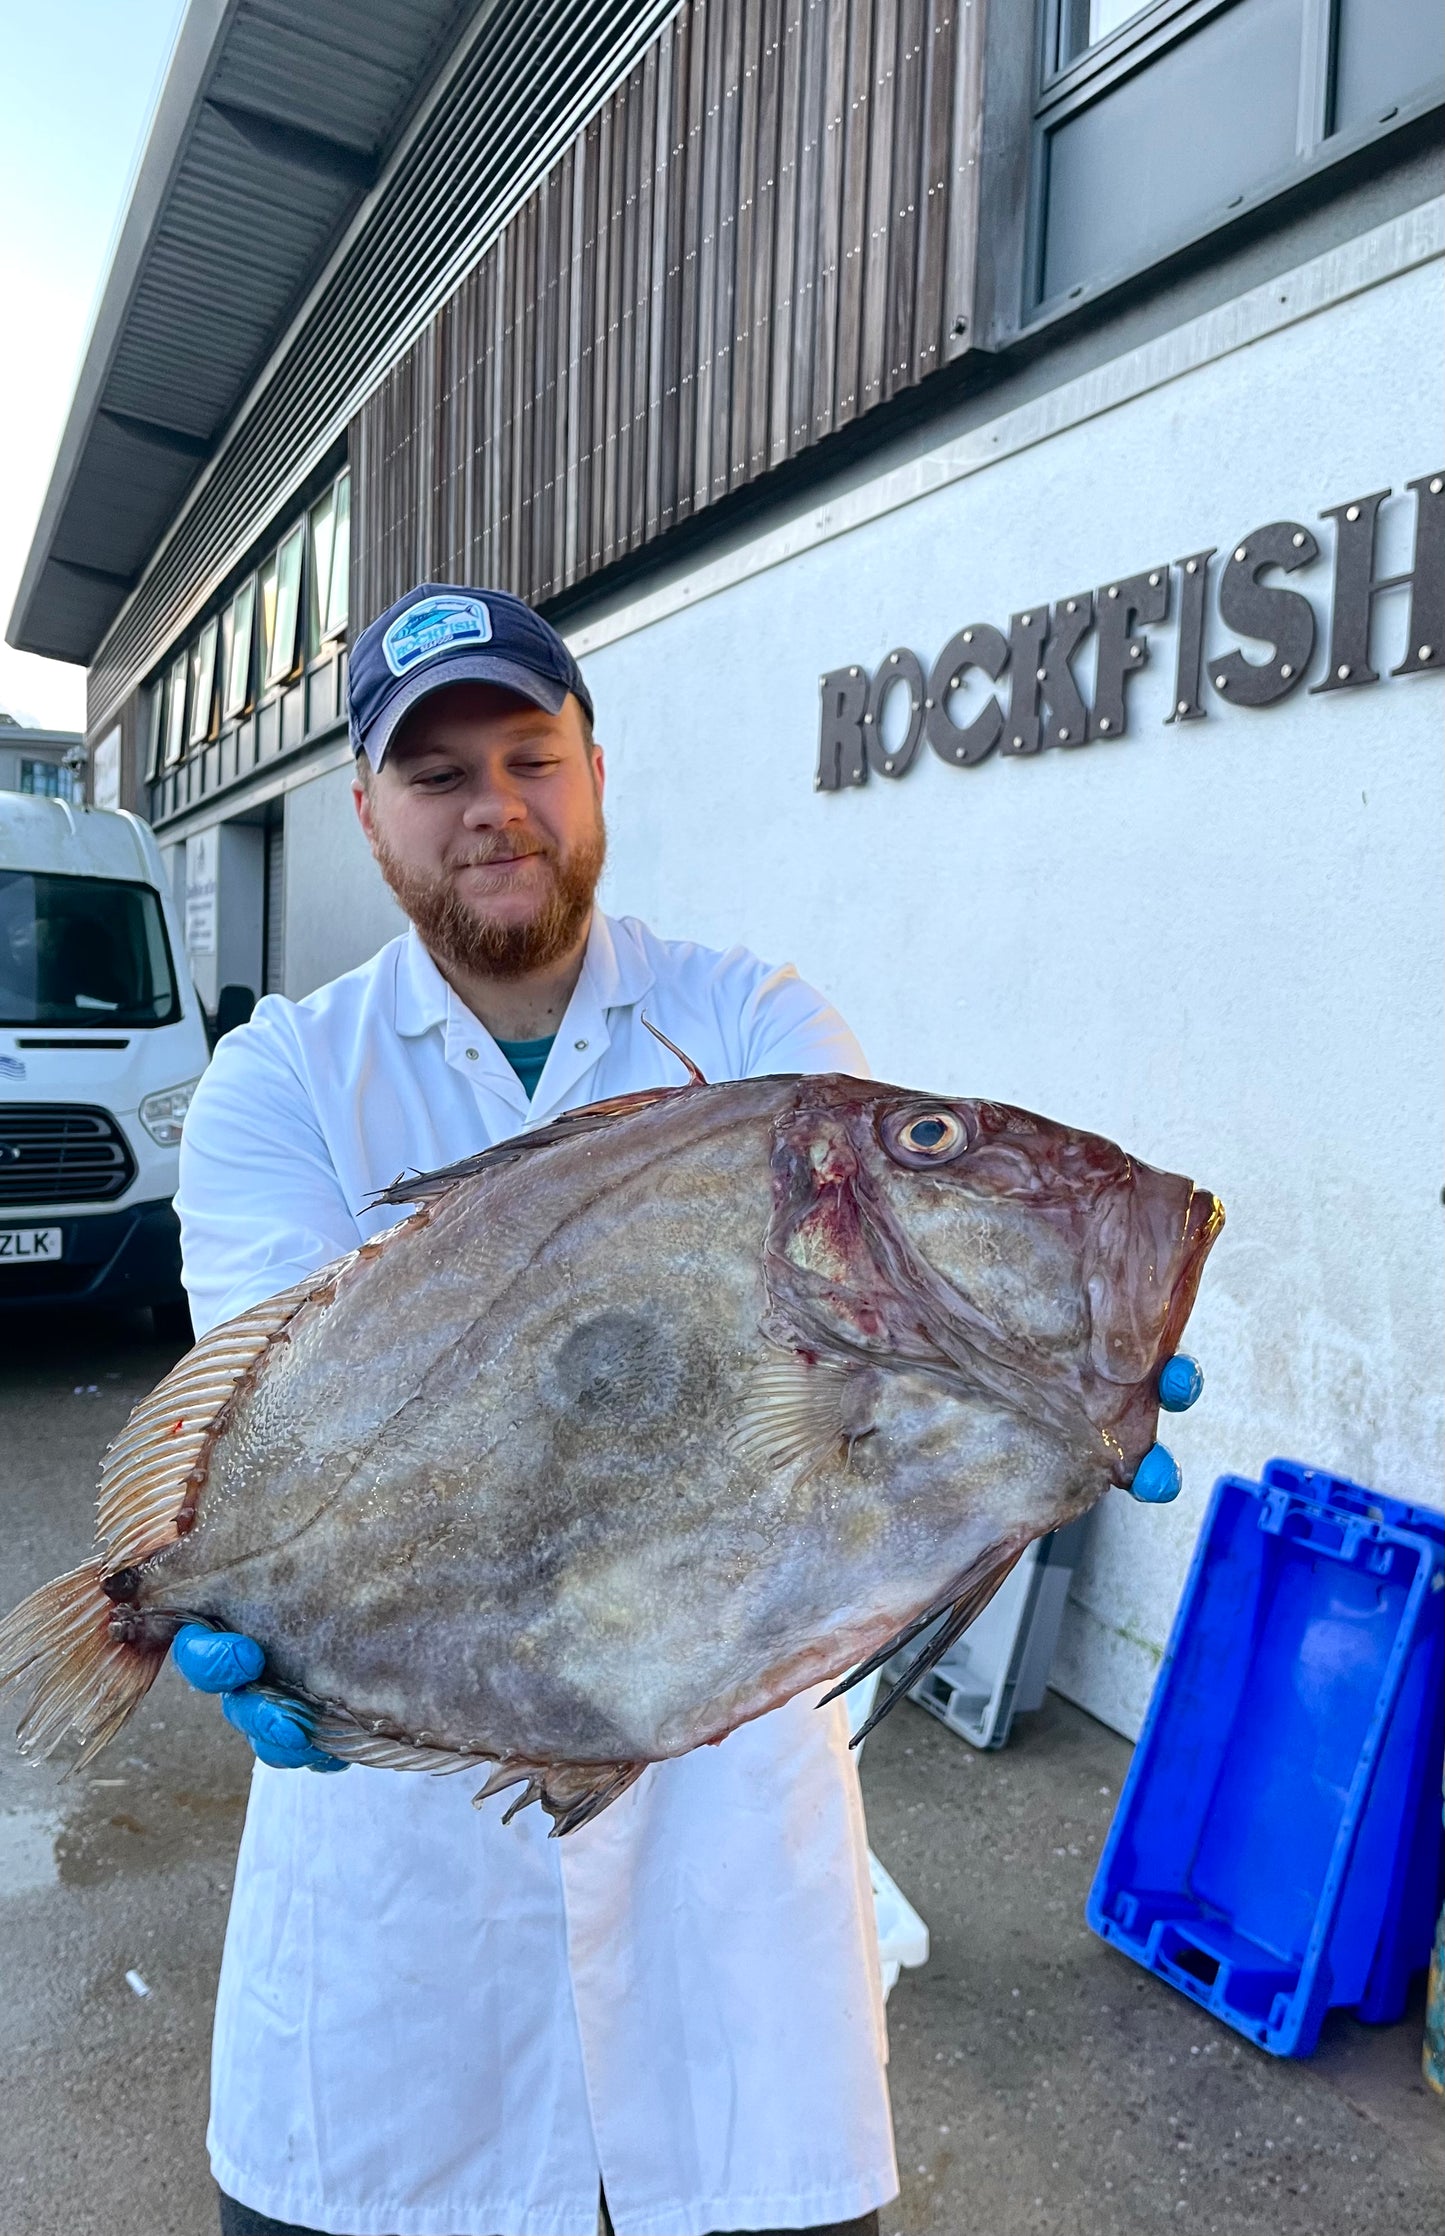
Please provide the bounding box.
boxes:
[349,0,986,627]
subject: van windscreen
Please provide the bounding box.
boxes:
[0,872,182,1028]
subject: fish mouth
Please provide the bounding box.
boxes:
[1104,1182,1224,1482]
[1154,1186,1225,1372]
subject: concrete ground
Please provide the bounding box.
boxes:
[1,1309,1441,2236]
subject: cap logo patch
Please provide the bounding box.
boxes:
[382,594,493,677]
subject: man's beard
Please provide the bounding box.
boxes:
[372,812,606,981]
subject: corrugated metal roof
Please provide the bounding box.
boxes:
[76,0,683,735]
[8,0,470,665]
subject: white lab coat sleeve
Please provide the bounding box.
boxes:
[177,998,366,1337]
[732,955,870,1081]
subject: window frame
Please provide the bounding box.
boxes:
[92,726,122,812]
[161,650,189,770]
[264,521,307,689]
[142,677,165,782]
[1026,0,1440,317]
[222,577,257,719]
[187,615,220,748]
[308,470,351,650]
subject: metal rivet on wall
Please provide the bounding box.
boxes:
[1233,546,1247,562]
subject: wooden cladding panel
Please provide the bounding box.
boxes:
[352,0,981,630]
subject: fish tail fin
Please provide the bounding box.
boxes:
[0,1560,167,1770]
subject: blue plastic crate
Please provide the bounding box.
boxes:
[1087,1461,1445,2056]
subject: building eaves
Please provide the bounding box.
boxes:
[7,0,470,668]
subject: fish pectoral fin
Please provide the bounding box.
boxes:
[820,1538,1029,1746]
[729,1352,871,1477]
[93,1274,322,1573]
[472,1755,646,1836]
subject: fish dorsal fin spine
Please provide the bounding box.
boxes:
[370,1083,706,1208]
[95,1274,322,1573]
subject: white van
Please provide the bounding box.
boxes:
[0,794,210,1333]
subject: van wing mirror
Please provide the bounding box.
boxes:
[213,984,257,1043]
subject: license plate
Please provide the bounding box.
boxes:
[0,1227,63,1261]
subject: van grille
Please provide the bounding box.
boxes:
[0,1105,137,1207]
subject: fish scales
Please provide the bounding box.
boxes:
[0,1072,1222,1828]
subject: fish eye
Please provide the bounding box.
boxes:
[897,1111,966,1158]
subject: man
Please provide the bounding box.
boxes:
[173,585,898,2236]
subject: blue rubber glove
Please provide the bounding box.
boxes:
[1126,1355,1205,1505]
[172,1624,347,1772]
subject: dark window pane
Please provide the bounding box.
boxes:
[1334,0,1444,136]
[0,872,181,1027]
[1041,0,1306,304]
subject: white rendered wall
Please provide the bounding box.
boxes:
[577,250,1445,1738]
[282,761,405,1001]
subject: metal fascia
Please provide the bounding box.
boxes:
[83,0,681,725]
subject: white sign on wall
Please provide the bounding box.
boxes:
[184,828,218,957]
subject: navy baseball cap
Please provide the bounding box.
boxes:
[347,583,594,770]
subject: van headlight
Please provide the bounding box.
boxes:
[138,1079,200,1146]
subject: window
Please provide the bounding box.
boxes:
[309,471,351,649]
[1033,0,1443,309]
[1333,0,1444,136]
[0,871,181,1027]
[264,522,306,688]
[92,728,121,812]
[188,616,220,746]
[162,651,188,769]
[222,578,257,718]
[143,680,165,781]
[1059,0,1151,64]
[18,759,81,802]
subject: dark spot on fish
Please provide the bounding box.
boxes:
[548,1311,682,1425]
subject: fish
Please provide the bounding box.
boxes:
[0,1064,1222,1833]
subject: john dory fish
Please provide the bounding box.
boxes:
[0,1064,1221,1832]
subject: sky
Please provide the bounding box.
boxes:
[0,0,186,731]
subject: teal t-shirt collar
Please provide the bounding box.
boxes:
[493,1033,556,1099]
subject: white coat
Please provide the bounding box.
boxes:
[176,910,899,2236]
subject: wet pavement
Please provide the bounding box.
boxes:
[1,1311,1441,2235]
